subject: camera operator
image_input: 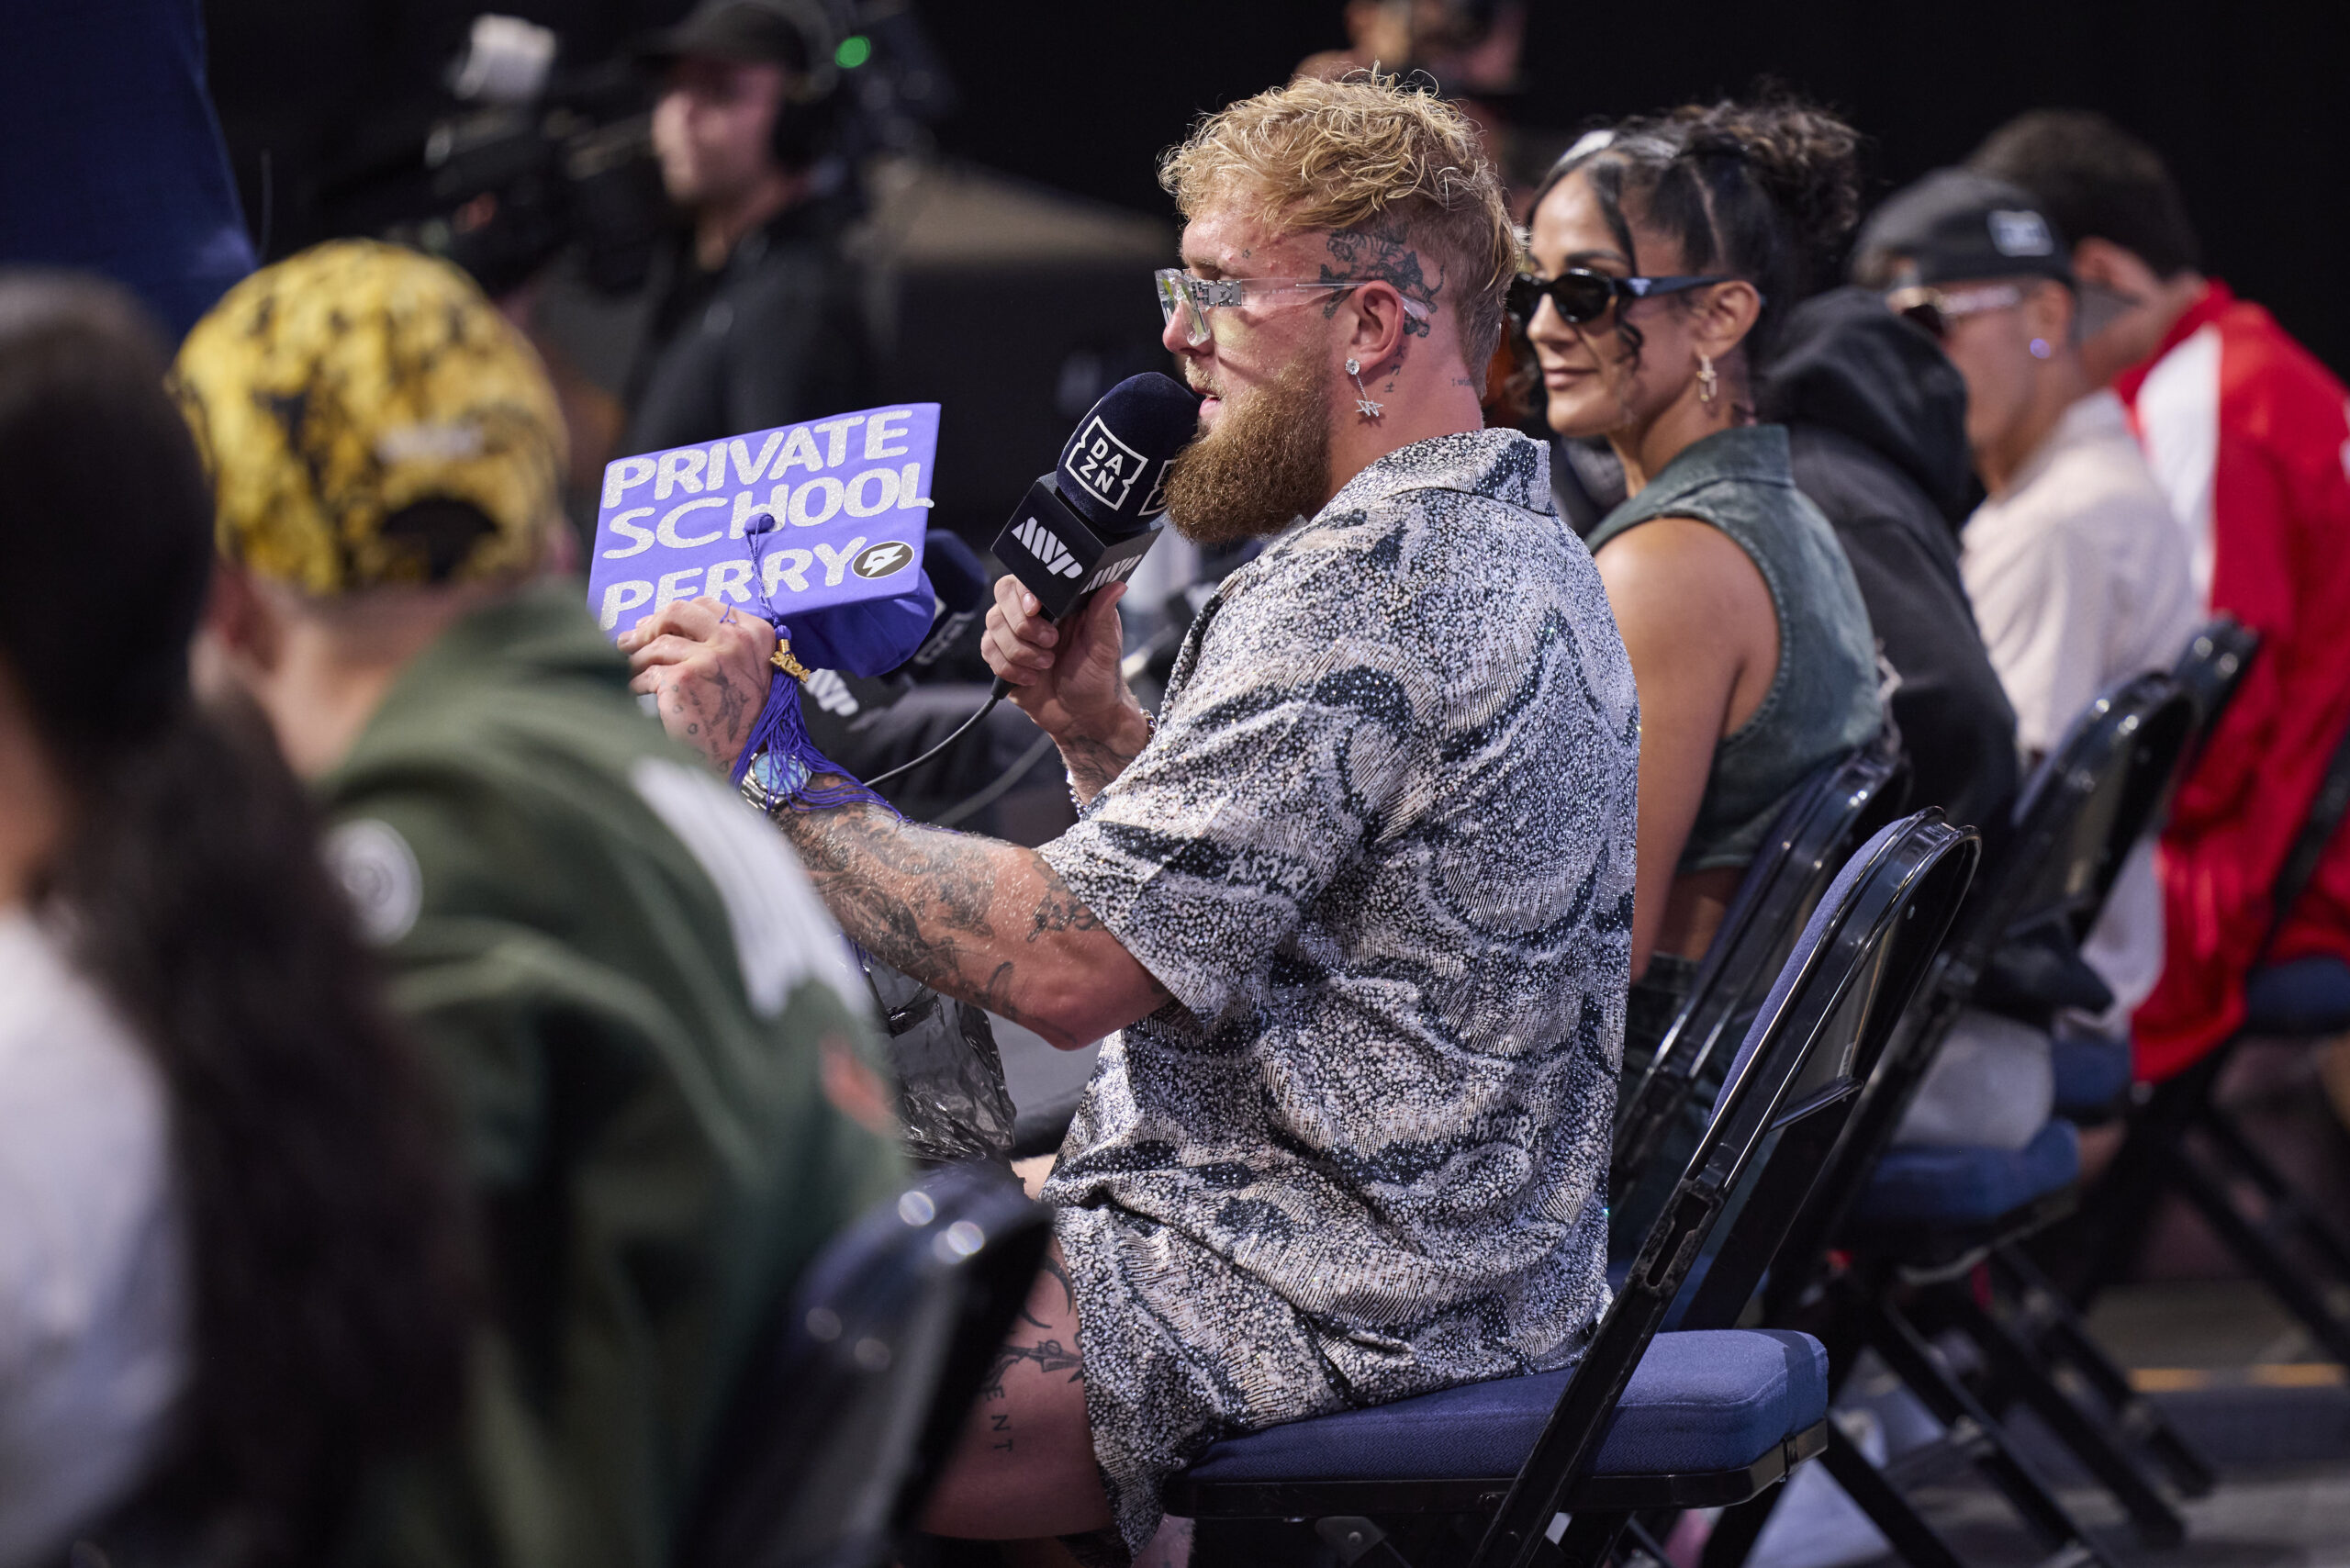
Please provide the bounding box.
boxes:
[622,0,873,454]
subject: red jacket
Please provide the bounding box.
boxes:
[2120,282,2350,1078]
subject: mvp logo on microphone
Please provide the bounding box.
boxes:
[1013,517,1083,578]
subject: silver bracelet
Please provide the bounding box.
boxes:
[1068,708,1154,814]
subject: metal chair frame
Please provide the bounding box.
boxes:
[2069,668,2350,1369]
[1700,674,2203,1568]
[1612,745,1904,1193]
[1170,813,1979,1568]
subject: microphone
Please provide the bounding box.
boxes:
[863,375,1201,791]
[990,373,1202,627]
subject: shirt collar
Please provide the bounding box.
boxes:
[2113,279,2234,403]
[1318,428,1554,521]
[1999,389,2132,498]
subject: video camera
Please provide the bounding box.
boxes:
[317,6,954,300]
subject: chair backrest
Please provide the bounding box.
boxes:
[1612,744,1905,1185]
[1467,812,1980,1568]
[2170,616,2260,772]
[1751,675,2193,1297]
[2256,701,2350,965]
[1986,671,2195,959]
[677,1161,1053,1568]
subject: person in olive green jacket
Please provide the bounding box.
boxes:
[171,240,903,1566]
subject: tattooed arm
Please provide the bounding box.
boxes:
[981,573,1151,805]
[621,596,1169,1046]
[778,797,1170,1048]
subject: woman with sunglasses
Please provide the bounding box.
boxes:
[1521,99,1885,1249]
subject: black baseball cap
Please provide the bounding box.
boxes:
[1852,169,2075,290]
[636,0,814,70]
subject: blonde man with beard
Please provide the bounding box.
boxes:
[623,74,1640,1563]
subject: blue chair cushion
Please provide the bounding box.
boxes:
[2243,956,2350,1036]
[1178,1329,1828,1485]
[2050,1033,2132,1116]
[1852,1119,2079,1227]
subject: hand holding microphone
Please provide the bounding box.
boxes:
[982,576,1146,754]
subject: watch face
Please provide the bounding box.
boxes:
[745,747,812,808]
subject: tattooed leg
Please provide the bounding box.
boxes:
[923,1241,1113,1540]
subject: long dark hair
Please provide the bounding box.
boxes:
[1535,95,1863,371]
[0,275,476,1561]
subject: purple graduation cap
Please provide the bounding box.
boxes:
[588,403,942,809]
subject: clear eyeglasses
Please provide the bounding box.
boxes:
[1154,268,1434,347]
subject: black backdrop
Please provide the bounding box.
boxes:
[205,0,2349,373]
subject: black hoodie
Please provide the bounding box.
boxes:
[1760,286,2020,843]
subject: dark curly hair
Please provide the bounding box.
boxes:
[0,274,477,1562]
[1534,94,1863,370]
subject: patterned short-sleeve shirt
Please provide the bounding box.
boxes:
[1041,429,1640,1441]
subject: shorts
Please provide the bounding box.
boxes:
[1054,1202,1350,1557]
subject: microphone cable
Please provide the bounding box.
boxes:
[860,684,1005,791]
[872,628,1184,809]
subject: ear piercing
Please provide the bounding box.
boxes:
[1696,352,1719,405]
[2030,338,2053,360]
[1346,357,1383,419]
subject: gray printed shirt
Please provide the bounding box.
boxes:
[1040,428,1639,1417]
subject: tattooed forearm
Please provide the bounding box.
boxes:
[1057,702,1153,806]
[1060,732,1142,806]
[773,794,1168,1038]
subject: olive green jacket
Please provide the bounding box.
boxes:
[323,582,901,1568]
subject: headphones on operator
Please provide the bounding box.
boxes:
[737,0,847,169]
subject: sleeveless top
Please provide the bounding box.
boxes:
[1586,424,1882,872]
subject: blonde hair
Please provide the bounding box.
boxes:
[1160,73,1520,375]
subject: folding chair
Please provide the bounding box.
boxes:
[2168,615,2261,771]
[2069,689,2350,1367]
[1610,743,1905,1249]
[677,1161,1053,1568]
[1165,812,1979,1568]
[2050,619,2262,1126]
[1700,674,2204,1568]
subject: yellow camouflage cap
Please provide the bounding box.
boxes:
[169,240,566,593]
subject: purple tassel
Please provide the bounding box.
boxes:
[728,514,898,815]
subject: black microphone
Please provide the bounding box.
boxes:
[863,375,1202,791]
[990,373,1202,628]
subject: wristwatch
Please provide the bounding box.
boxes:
[738,747,811,819]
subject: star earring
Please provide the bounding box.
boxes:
[1346,357,1382,419]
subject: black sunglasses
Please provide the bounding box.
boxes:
[1508,269,1739,326]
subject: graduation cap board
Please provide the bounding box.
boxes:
[589,402,942,810]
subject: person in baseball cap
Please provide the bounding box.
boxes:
[172,237,565,598]
[1851,171,2199,1155]
[173,238,901,1565]
[1852,168,2137,340]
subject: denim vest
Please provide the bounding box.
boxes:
[1587,425,1882,872]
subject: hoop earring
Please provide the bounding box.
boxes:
[1346,357,1382,419]
[1696,353,1719,406]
